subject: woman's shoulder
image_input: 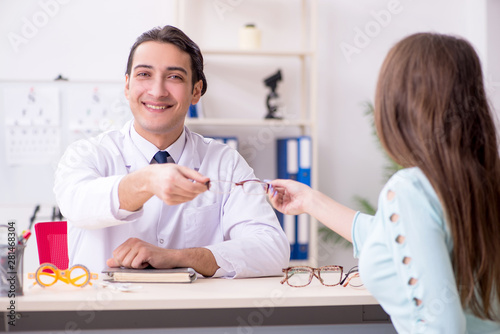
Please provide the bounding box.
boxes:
[386,167,436,198]
[381,167,444,221]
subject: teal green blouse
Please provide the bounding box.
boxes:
[352,167,499,333]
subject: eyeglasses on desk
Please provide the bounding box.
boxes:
[281,265,363,288]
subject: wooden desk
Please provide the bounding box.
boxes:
[1,276,389,332]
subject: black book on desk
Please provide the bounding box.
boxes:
[102,267,197,283]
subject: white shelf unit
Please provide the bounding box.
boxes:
[179,0,319,267]
[185,118,313,127]
[202,49,314,57]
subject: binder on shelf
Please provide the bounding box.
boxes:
[187,100,204,118]
[188,104,198,118]
[296,213,309,260]
[284,214,296,260]
[276,136,312,261]
[297,136,311,186]
[277,138,298,181]
[277,137,299,259]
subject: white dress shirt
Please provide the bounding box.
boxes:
[54,120,290,277]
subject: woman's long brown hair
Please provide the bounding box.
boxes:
[375,33,500,320]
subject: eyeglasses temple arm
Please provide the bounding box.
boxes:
[342,273,360,287]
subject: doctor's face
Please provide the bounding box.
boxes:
[125,41,202,141]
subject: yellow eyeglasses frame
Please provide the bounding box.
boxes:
[28,263,98,288]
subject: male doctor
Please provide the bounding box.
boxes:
[54,25,289,277]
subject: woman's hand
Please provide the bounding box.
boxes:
[267,179,313,215]
[267,179,356,243]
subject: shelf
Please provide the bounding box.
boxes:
[185,118,313,127]
[202,49,314,57]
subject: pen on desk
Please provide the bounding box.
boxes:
[18,204,40,245]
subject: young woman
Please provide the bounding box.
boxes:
[268,33,500,333]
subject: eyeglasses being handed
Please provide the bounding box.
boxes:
[205,179,270,195]
[281,265,363,288]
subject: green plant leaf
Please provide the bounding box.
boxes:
[353,195,376,215]
[318,225,351,247]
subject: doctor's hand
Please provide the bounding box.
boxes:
[267,179,313,216]
[147,164,209,205]
[118,164,209,211]
[106,238,176,269]
[106,238,169,269]
[106,238,220,277]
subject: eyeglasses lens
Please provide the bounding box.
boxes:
[69,266,88,286]
[242,181,267,195]
[347,273,363,287]
[319,268,342,286]
[208,181,231,194]
[38,266,58,286]
[286,267,313,287]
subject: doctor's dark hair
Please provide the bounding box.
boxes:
[125,25,207,96]
[375,32,500,320]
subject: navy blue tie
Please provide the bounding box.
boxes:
[153,151,170,164]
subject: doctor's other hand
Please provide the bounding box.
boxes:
[106,237,175,269]
[267,179,313,216]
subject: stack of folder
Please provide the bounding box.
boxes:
[276,136,311,261]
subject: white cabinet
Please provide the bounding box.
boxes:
[178,0,319,266]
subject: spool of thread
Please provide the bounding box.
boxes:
[239,24,261,50]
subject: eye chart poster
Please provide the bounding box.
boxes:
[67,84,129,143]
[3,86,60,165]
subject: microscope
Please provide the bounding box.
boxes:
[263,69,283,119]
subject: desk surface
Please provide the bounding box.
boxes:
[5,276,377,312]
[1,276,388,332]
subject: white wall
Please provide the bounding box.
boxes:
[0,0,177,81]
[0,0,498,274]
[486,0,500,113]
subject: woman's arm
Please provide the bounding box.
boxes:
[268,179,356,242]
